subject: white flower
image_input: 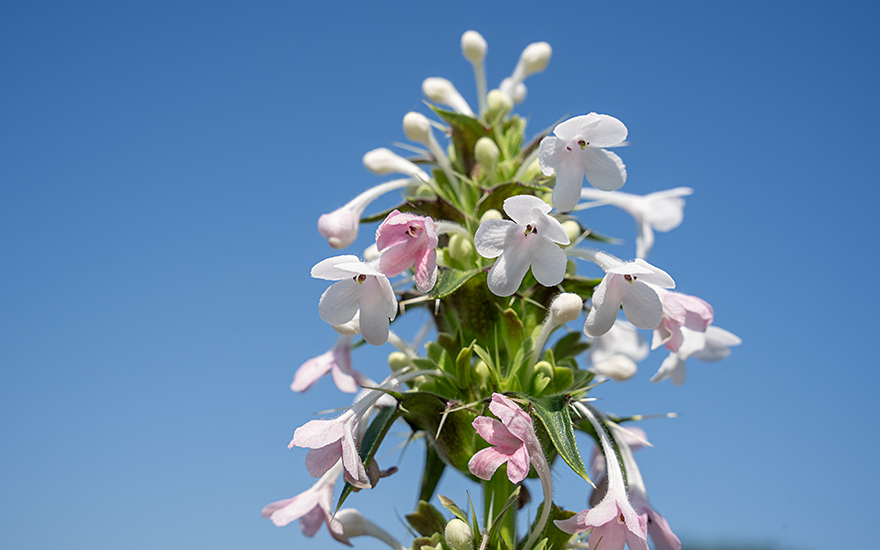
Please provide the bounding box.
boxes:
[568,249,674,337]
[651,325,742,385]
[579,187,693,258]
[587,319,649,381]
[539,114,628,212]
[475,195,569,297]
[311,255,398,346]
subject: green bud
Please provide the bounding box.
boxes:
[448,234,474,264]
[444,518,474,550]
[565,259,577,277]
[486,89,513,117]
[388,351,410,372]
[474,136,500,172]
[474,360,491,389]
[480,209,503,223]
[415,183,436,198]
[561,220,581,243]
[534,360,554,379]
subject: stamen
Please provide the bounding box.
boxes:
[618,512,626,524]
[354,274,368,284]
[578,139,588,149]
[524,224,537,236]
[623,274,637,283]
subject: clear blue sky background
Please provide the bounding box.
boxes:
[2,1,878,549]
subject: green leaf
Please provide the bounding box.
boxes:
[418,443,446,503]
[486,485,521,545]
[438,494,469,523]
[336,405,400,510]
[552,331,591,362]
[515,393,591,483]
[398,392,478,474]
[429,105,490,175]
[428,268,482,300]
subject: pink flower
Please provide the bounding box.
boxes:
[290,409,371,489]
[652,289,714,352]
[290,335,365,394]
[261,461,344,537]
[556,403,649,550]
[468,394,538,484]
[375,210,438,293]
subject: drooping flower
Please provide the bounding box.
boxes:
[539,114,628,212]
[290,408,370,489]
[587,318,649,381]
[651,325,741,385]
[311,255,397,346]
[567,249,675,337]
[261,460,344,535]
[556,403,649,550]
[469,393,554,550]
[375,210,438,292]
[318,178,420,249]
[474,195,569,297]
[579,187,693,258]
[652,288,714,352]
[290,334,364,393]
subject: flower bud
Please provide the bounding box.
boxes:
[422,77,473,116]
[362,147,428,180]
[388,351,410,372]
[403,111,432,144]
[498,78,527,104]
[534,360,554,378]
[448,233,474,264]
[519,42,552,77]
[460,30,487,64]
[589,354,638,381]
[474,136,500,172]
[479,208,503,223]
[474,360,491,388]
[444,518,474,550]
[549,292,584,325]
[486,89,513,117]
[561,220,582,243]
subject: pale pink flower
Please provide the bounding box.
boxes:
[261,460,344,537]
[579,187,693,258]
[651,325,741,385]
[311,255,397,346]
[290,335,364,394]
[539,114,628,212]
[652,289,714,352]
[567,249,675,337]
[475,195,569,297]
[290,409,371,489]
[375,210,438,292]
[556,403,649,550]
[468,394,538,483]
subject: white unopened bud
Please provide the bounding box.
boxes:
[403,112,432,144]
[333,508,407,550]
[422,77,473,116]
[590,354,638,381]
[363,147,429,181]
[487,89,513,115]
[444,519,474,550]
[461,30,487,64]
[549,293,584,325]
[519,42,552,77]
[474,136,500,171]
[499,78,527,104]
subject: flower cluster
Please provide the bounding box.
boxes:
[264,30,740,550]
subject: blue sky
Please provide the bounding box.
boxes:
[2,1,878,549]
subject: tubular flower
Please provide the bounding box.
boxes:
[539,114,628,212]
[311,255,397,346]
[261,460,344,536]
[651,288,714,352]
[290,334,364,393]
[579,187,693,258]
[375,210,438,293]
[318,178,418,249]
[651,325,741,385]
[475,195,569,297]
[556,403,649,550]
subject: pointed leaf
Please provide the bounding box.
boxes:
[439,494,469,523]
[428,268,481,300]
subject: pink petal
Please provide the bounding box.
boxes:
[505,443,531,484]
[467,446,515,481]
[290,351,335,393]
[304,443,343,478]
[472,417,522,449]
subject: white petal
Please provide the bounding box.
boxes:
[487,242,531,297]
[311,255,363,280]
[335,260,384,277]
[589,355,638,381]
[551,154,586,212]
[533,210,570,245]
[503,194,551,224]
[643,187,693,232]
[620,280,663,329]
[584,276,622,337]
[475,219,517,259]
[358,278,393,345]
[538,136,564,176]
[651,354,686,385]
[554,113,628,147]
[319,279,362,326]
[608,259,675,289]
[635,217,655,259]
[528,237,567,287]
[581,148,626,192]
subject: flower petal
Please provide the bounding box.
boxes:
[486,238,532,297]
[357,278,393,346]
[311,255,363,280]
[620,281,663,329]
[581,148,626,192]
[290,351,335,393]
[505,443,531,484]
[527,236,567,287]
[551,154,587,212]
[503,194,551,224]
[584,276,623,337]
[468,446,515,481]
[319,279,362,327]
[474,219,517,259]
[554,113,627,147]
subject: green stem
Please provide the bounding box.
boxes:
[484,471,516,550]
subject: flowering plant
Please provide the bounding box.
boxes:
[264,30,740,550]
